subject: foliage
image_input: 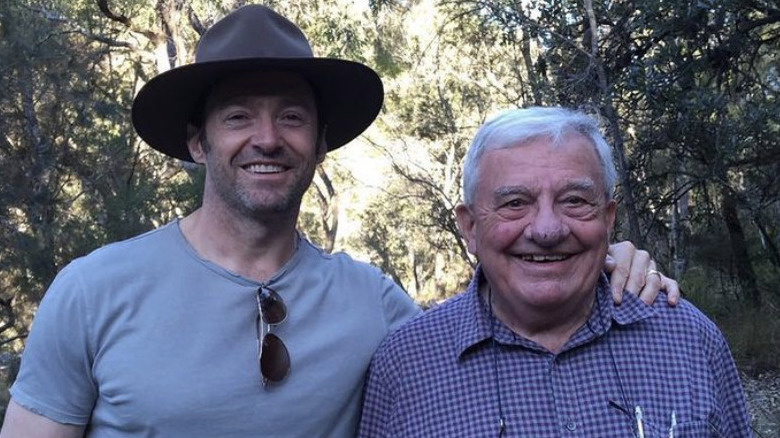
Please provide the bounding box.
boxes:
[688,286,780,376]
[0,0,203,354]
[361,0,780,368]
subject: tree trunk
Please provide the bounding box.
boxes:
[753,213,780,271]
[20,66,58,294]
[721,186,760,306]
[582,0,643,246]
[314,166,338,253]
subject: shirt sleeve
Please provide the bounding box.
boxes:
[358,345,400,438]
[704,322,753,437]
[10,261,97,425]
[379,275,421,333]
[359,276,417,437]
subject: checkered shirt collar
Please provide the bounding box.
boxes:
[455,265,659,358]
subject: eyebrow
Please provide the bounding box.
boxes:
[560,179,598,194]
[494,185,531,198]
[492,186,532,205]
[492,179,599,200]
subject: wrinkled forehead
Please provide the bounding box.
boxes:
[480,134,606,185]
[204,71,318,112]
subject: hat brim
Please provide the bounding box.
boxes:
[132,58,384,162]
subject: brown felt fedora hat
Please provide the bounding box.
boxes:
[132,4,384,162]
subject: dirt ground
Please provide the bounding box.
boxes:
[744,372,780,437]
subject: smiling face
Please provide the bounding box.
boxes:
[456,133,616,319]
[188,71,325,221]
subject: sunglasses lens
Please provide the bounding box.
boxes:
[260,333,290,383]
[258,287,287,324]
[256,286,289,385]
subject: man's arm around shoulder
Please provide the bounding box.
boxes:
[1,399,85,438]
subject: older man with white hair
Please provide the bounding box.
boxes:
[358,107,751,438]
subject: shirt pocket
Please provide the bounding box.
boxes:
[673,419,724,437]
[641,418,723,438]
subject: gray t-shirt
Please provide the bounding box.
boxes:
[11,221,420,437]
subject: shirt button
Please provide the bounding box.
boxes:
[566,421,577,431]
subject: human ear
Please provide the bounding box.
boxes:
[605,199,617,232]
[186,124,207,164]
[316,125,328,164]
[455,204,478,256]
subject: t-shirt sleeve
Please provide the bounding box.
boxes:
[379,275,421,333]
[10,261,97,425]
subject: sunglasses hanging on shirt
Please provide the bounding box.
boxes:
[256,286,290,386]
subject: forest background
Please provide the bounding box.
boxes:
[1,0,779,433]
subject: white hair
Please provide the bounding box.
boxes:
[461,106,617,205]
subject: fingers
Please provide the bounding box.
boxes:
[606,241,637,304]
[624,249,652,297]
[661,275,680,306]
[604,253,617,272]
[637,261,661,305]
[636,263,681,306]
[605,253,621,303]
[607,242,652,303]
[606,241,680,307]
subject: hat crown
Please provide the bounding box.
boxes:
[196,5,314,63]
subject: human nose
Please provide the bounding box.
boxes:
[524,202,569,246]
[249,116,281,151]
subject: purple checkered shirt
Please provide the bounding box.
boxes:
[358,267,751,437]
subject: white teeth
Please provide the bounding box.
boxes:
[245,164,284,174]
[521,254,568,262]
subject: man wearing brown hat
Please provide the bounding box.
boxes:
[0,4,677,438]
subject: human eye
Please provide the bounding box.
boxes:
[563,195,589,207]
[498,195,534,215]
[495,197,530,220]
[278,109,308,127]
[503,198,528,209]
[226,113,248,121]
[221,108,251,125]
[561,193,600,217]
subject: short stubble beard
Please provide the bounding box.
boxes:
[199,134,316,222]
